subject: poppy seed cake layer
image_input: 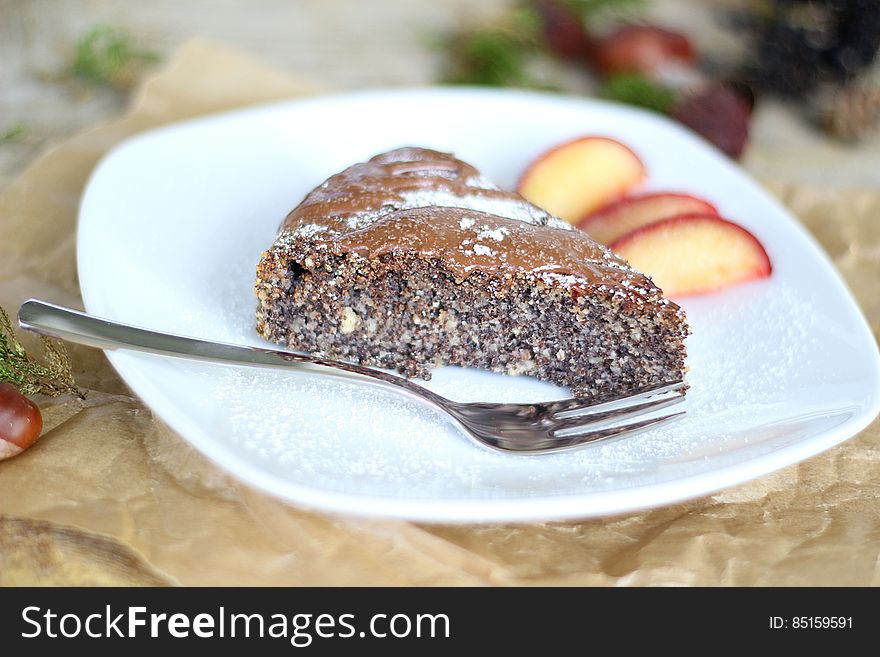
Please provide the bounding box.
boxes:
[255,148,688,398]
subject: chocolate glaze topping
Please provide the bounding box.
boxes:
[279,147,653,290]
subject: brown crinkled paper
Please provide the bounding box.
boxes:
[1,40,878,586]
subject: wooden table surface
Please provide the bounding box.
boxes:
[2,0,878,192]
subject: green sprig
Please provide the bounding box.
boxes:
[599,74,678,113]
[562,0,646,20]
[440,7,543,87]
[0,123,28,144]
[0,305,82,398]
[71,25,160,89]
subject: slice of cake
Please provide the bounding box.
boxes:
[255,147,688,398]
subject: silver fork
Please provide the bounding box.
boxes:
[18,299,686,454]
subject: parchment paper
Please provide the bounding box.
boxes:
[1,40,878,586]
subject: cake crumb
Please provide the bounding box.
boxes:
[340,307,359,334]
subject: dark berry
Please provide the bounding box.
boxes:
[672,86,751,159]
[533,0,592,60]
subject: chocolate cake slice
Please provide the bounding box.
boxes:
[255,147,688,398]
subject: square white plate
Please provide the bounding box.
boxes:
[78,88,880,522]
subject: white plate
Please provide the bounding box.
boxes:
[78,88,880,522]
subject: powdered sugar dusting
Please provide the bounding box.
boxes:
[293,223,331,238]
[167,276,857,501]
[345,207,394,230]
[463,174,498,189]
[283,188,573,240]
[476,225,509,242]
[397,189,565,228]
[538,272,584,287]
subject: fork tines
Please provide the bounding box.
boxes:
[549,380,686,419]
[550,379,687,440]
[550,410,686,449]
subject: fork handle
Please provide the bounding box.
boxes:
[17,299,450,408]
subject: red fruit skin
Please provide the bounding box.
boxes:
[609,213,773,297]
[579,191,719,227]
[0,382,43,460]
[594,25,695,77]
[534,0,593,60]
[671,86,751,159]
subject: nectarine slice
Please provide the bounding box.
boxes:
[579,192,718,245]
[610,213,772,297]
[517,136,645,223]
